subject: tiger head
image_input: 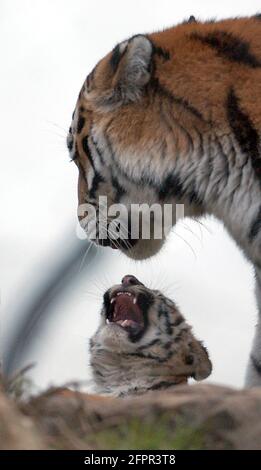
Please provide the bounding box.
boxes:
[67,31,205,260]
[90,274,212,396]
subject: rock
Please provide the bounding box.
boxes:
[1,382,261,449]
[23,384,261,450]
[0,390,44,450]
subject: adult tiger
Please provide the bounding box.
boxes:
[90,275,211,396]
[67,16,261,386]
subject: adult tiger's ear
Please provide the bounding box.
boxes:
[186,339,212,381]
[92,35,153,111]
[188,15,197,23]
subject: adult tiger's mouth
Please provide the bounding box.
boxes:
[106,291,145,334]
[95,236,138,251]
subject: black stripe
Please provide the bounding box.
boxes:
[111,175,126,201]
[94,369,104,378]
[191,31,260,68]
[127,350,173,363]
[90,135,105,165]
[110,44,127,71]
[89,172,105,199]
[251,354,261,375]
[147,381,177,391]
[158,304,173,335]
[152,44,170,61]
[77,116,85,134]
[82,136,95,168]
[188,186,204,206]
[150,78,205,121]
[137,338,161,351]
[158,173,185,201]
[249,207,261,241]
[226,88,261,179]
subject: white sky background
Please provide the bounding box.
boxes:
[0,0,260,390]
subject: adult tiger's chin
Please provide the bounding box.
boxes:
[120,237,166,260]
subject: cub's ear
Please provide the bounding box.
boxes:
[187,339,212,381]
[93,35,153,111]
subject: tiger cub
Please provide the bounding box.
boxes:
[90,275,212,396]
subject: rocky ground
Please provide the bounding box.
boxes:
[1,374,261,449]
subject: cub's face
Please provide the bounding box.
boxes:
[93,274,169,347]
[90,275,212,390]
[67,35,184,260]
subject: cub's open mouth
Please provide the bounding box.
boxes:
[106,291,144,334]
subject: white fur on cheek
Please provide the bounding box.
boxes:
[87,166,95,189]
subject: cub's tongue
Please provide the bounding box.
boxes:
[112,294,143,327]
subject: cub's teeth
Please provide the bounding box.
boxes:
[106,319,110,324]
[110,298,115,304]
[121,320,129,327]
[133,297,137,304]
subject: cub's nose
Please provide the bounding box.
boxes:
[121,275,143,287]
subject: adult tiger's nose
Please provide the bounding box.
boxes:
[121,275,144,286]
